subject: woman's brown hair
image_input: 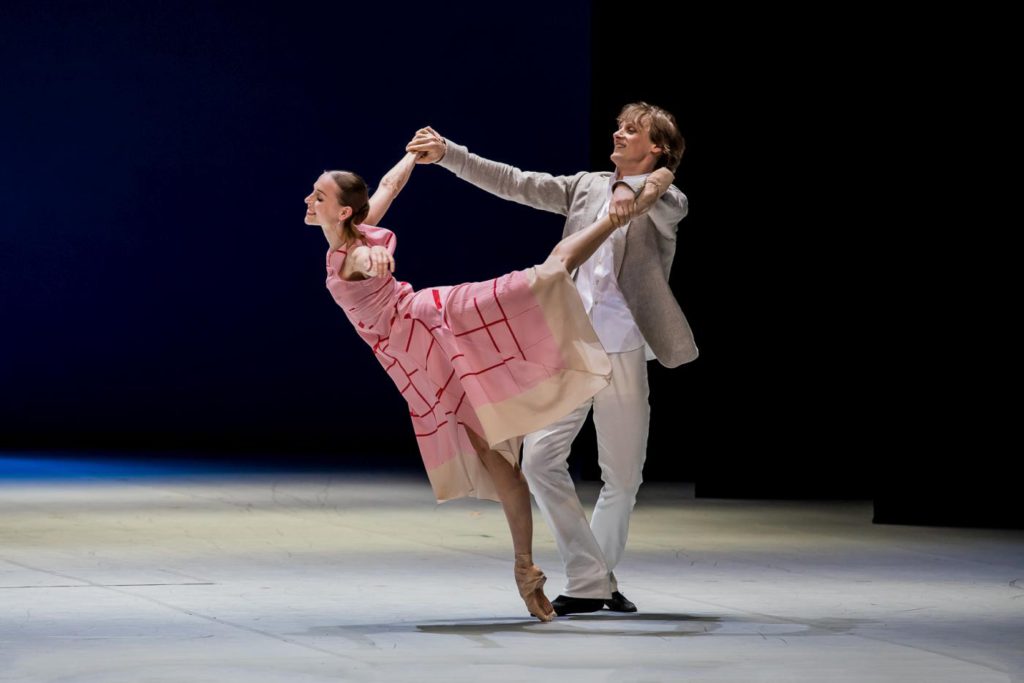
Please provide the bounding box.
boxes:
[328,171,371,246]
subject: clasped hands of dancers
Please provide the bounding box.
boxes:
[305,125,676,622]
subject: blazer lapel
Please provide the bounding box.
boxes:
[582,177,607,228]
[568,177,609,281]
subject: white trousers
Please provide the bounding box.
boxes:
[522,347,650,598]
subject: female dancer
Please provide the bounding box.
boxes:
[304,148,673,621]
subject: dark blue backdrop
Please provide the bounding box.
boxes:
[1,2,598,455]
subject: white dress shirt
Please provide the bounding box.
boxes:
[575,174,648,353]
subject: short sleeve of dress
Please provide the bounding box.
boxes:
[325,225,396,278]
[358,225,397,256]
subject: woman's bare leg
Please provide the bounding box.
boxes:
[477,448,556,622]
[466,430,555,621]
[549,214,617,273]
[477,448,533,555]
[550,169,674,272]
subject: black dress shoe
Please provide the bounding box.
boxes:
[604,591,638,612]
[551,594,606,616]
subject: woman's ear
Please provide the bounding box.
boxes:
[338,205,353,223]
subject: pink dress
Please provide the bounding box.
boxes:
[326,225,611,502]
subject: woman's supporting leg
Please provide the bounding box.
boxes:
[549,214,617,273]
[477,448,533,556]
[465,428,555,622]
[477,448,557,622]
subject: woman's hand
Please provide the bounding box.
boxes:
[364,245,394,278]
[406,126,446,164]
[352,245,395,279]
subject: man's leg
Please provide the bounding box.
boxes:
[522,399,612,599]
[590,347,650,594]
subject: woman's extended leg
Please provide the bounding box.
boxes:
[549,214,617,273]
[550,169,673,272]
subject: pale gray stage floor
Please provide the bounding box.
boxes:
[1,459,1022,682]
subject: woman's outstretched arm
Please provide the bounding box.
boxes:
[365,151,419,226]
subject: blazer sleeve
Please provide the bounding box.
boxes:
[646,185,689,240]
[438,139,587,216]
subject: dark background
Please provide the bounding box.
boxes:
[1,3,1013,525]
[1,0,594,457]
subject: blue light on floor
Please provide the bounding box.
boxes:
[0,453,244,480]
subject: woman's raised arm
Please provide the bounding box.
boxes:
[365,151,419,226]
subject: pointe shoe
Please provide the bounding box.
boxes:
[514,553,556,622]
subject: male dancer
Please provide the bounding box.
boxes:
[408,103,697,614]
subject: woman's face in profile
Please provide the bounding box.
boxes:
[304,173,344,227]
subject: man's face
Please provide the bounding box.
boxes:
[609,116,660,173]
